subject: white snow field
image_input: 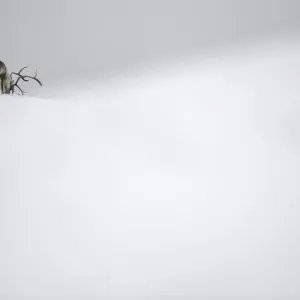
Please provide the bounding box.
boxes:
[0,35,300,299]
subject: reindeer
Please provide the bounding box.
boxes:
[0,61,42,95]
[0,61,12,94]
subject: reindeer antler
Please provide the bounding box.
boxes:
[9,66,43,95]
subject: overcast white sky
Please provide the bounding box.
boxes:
[1,0,300,82]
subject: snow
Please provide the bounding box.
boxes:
[0,36,300,299]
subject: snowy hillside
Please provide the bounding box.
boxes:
[0,36,300,299]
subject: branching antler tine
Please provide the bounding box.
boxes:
[9,65,42,95]
[34,76,42,86]
[10,66,30,82]
[14,84,25,96]
[32,69,43,86]
[11,73,29,83]
[9,78,23,94]
[18,66,28,74]
[9,77,25,93]
[23,75,42,86]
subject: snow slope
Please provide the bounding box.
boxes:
[0,36,300,299]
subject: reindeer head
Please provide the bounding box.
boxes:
[0,61,42,95]
[0,61,11,94]
[0,61,7,78]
